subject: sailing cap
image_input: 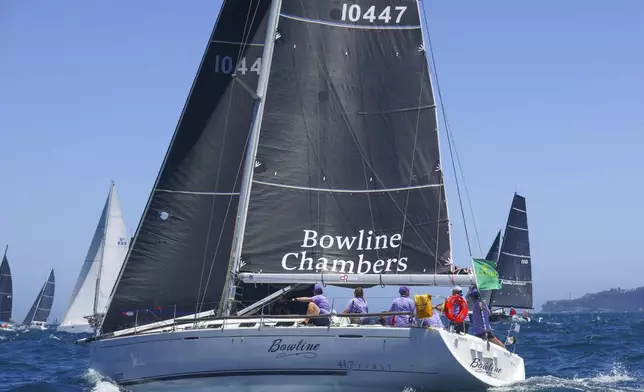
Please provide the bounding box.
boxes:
[467,289,480,299]
[399,286,410,295]
[313,284,324,295]
[452,285,463,293]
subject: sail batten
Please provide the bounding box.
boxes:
[238,0,455,281]
[252,180,443,193]
[101,0,273,334]
[489,193,533,310]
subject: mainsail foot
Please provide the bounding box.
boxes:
[86,317,525,391]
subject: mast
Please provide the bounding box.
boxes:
[221,0,283,316]
[93,181,113,317]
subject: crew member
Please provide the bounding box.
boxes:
[444,286,468,334]
[388,286,415,327]
[467,289,505,348]
[293,284,330,326]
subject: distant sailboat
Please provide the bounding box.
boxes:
[58,182,128,334]
[488,193,533,322]
[0,246,15,331]
[22,269,55,330]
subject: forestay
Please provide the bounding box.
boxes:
[490,193,533,309]
[101,0,272,334]
[23,269,55,325]
[238,0,459,285]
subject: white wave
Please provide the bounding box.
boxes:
[490,362,637,392]
[85,368,121,392]
[574,362,635,384]
[47,334,61,341]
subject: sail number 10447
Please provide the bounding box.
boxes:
[340,4,407,24]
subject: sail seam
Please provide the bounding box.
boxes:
[211,40,264,47]
[507,224,527,231]
[357,104,435,116]
[501,251,530,258]
[252,180,441,193]
[280,13,421,30]
[155,189,240,196]
[512,207,526,213]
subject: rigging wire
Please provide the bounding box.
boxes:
[419,1,483,258]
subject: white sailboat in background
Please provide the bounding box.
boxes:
[79,1,526,390]
[22,269,55,330]
[58,182,129,334]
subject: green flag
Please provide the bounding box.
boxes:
[472,258,502,291]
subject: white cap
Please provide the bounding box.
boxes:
[452,285,463,292]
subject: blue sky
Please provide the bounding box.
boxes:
[1,0,643,321]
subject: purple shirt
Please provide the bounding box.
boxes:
[388,296,416,327]
[312,294,330,315]
[344,297,368,314]
[422,312,444,329]
[469,300,492,335]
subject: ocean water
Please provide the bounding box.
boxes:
[0,313,642,392]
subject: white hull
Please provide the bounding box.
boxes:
[58,323,94,334]
[0,325,16,332]
[87,318,525,391]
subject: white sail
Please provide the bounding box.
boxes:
[58,182,128,333]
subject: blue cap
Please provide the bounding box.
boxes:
[313,284,323,295]
[467,289,480,299]
[399,286,410,295]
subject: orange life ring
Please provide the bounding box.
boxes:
[444,295,469,323]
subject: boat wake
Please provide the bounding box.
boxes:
[86,369,121,392]
[490,363,638,392]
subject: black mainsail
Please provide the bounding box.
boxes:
[489,193,533,310]
[23,269,55,325]
[237,0,456,285]
[0,247,13,323]
[101,1,273,334]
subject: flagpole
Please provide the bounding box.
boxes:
[470,258,480,290]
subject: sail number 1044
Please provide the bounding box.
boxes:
[340,4,407,24]
[214,55,261,76]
